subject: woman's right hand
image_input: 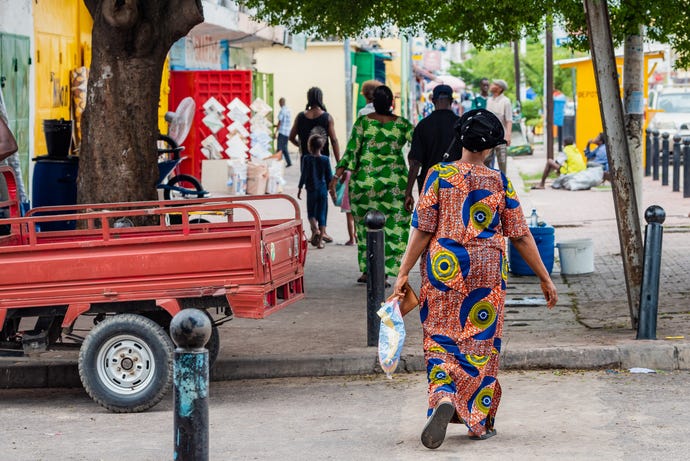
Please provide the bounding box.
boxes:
[393,273,409,300]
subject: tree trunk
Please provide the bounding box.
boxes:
[584,0,644,329]
[78,0,203,204]
[623,30,644,221]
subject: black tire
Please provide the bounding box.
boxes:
[163,174,204,200]
[206,325,220,369]
[78,314,174,413]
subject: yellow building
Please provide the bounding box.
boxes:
[557,51,664,151]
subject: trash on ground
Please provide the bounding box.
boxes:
[628,367,657,374]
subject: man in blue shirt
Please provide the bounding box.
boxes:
[275,97,292,167]
[584,132,610,182]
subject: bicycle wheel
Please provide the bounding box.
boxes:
[163,174,205,200]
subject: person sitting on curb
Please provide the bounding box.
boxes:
[584,132,611,182]
[533,136,586,189]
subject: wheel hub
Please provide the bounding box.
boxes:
[96,336,155,395]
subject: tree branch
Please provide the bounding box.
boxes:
[102,0,139,29]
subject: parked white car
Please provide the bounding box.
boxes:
[647,86,690,138]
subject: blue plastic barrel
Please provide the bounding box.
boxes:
[31,156,79,231]
[508,224,555,275]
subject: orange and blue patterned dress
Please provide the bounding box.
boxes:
[411,161,528,436]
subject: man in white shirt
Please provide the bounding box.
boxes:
[485,79,512,173]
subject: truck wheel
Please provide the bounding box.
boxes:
[78,314,173,413]
[207,325,220,368]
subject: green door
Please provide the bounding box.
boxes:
[0,33,31,194]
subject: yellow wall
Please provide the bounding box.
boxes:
[254,42,349,148]
[33,1,169,156]
[33,0,91,155]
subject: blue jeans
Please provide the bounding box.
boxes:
[277,134,292,166]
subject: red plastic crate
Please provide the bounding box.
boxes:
[168,70,253,180]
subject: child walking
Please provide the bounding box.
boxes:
[298,129,333,249]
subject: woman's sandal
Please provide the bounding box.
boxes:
[310,233,320,247]
[468,428,497,440]
[321,234,334,243]
[421,401,455,449]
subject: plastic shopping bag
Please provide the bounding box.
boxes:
[377,299,406,378]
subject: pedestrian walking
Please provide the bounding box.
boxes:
[297,128,333,249]
[393,109,558,450]
[331,85,414,284]
[471,78,490,110]
[405,84,462,213]
[275,97,292,167]
[290,87,340,243]
[485,79,513,173]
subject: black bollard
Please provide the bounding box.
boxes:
[673,135,681,192]
[171,309,212,461]
[645,128,652,176]
[661,132,670,186]
[637,206,665,340]
[652,130,660,181]
[365,210,386,347]
[684,138,690,198]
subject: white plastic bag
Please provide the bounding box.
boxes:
[377,299,406,378]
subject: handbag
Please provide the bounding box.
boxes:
[332,179,345,206]
[386,281,419,316]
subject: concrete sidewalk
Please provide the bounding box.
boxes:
[2,145,689,388]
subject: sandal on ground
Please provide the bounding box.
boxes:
[357,273,367,284]
[317,241,325,249]
[421,401,455,449]
[530,184,545,190]
[321,234,333,243]
[468,428,497,440]
[310,233,320,247]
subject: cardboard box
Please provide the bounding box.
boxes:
[201,159,232,195]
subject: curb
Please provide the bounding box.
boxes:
[2,342,688,389]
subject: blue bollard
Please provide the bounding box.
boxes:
[636,206,665,340]
[365,210,386,347]
[171,309,212,461]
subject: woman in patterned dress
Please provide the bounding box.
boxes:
[393,109,558,449]
[331,85,414,282]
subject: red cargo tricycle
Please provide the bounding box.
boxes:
[0,167,306,412]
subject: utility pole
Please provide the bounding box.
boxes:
[584,0,644,328]
[545,23,554,160]
[344,38,353,135]
[513,41,521,107]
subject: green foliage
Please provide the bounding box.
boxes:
[450,42,582,100]
[521,99,542,121]
[240,0,690,68]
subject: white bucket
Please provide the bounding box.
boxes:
[557,239,594,275]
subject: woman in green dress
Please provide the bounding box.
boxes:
[330,85,414,282]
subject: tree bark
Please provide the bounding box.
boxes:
[623,30,644,221]
[78,0,203,204]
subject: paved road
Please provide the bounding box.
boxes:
[1,370,689,460]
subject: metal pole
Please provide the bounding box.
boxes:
[637,206,665,340]
[513,41,521,107]
[661,132,670,186]
[644,129,651,176]
[365,210,386,346]
[584,0,644,329]
[344,38,353,136]
[652,130,660,181]
[171,309,211,461]
[673,135,681,192]
[684,138,690,198]
[545,22,554,161]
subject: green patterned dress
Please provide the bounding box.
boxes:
[337,115,414,276]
